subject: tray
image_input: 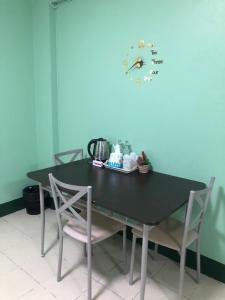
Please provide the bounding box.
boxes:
[103,162,137,173]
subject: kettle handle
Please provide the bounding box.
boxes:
[87,139,97,160]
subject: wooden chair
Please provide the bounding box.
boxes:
[40,148,84,256]
[129,177,215,300]
[49,173,127,300]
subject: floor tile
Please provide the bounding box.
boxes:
[2,209,225,300]
[76,279,124,300]
[154,260,197,299]
[83,244,125,281]
[3,241,68,284]
[133,278,189,300]
[18,286,56,300]
[42,267,87,300]
[0,219,31,251]
[2,209,57,239]
[30,225,59,256]
[191,273,225,300]
[60,235,125,283]
[94,234,127,257]
[0,268,39,300]
[95,267,142,300]
[0,252,17,275]
[128,243,168,280]
[0,217,7,224]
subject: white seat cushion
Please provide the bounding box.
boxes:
[63,211,123,244]
[132,217,198,251]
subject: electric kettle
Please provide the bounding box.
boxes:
[87,138,110,162]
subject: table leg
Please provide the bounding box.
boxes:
[39,183,45,257]
[140,224,150,300]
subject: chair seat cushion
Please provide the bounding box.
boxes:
[132,217,198,251]
[63,211,123,244]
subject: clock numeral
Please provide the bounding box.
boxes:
[150,70,159,75]
[151,50,157,55]
[152,59,163,64]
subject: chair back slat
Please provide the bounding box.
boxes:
[54,148,83,165]
[60,209,86,227]
[188,210,204,231]
[187,189,207,231]
[49,173,92,233]
[70,151,82,162]
[181,177,215,250]
[55,157,65,165]
[195,194,204,209]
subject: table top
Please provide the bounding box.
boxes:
[27,159,205,225]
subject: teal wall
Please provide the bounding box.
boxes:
[50,0,225,264]
[0,0,37,204]
[1,0,225,266]
[32,0,56,167]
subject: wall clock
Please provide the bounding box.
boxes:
[123,39,164,87]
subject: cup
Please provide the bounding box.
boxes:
[138,164,150,174]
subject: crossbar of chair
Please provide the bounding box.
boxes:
[54,148,83,165]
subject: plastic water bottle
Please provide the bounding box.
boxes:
[124,140,131,155]
[118,139,124,154]
[123,154,131,170]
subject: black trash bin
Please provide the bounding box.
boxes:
[23,185,49,215]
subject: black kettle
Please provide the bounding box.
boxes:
[87,138,110,162]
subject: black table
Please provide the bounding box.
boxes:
[27,159,205,300]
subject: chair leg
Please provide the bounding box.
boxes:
[39,184,45,257]
[178,248,186,300]
[196,238,201,283]
[123,226,127,269]
[129,234,137,285]
[140,225,150,300]
[84,244,93,257]
[56,227,60,240]
[87,242,92,300]
[56,198,61,241]
[83,243,87,257]
[155,243,158,254]
[57,235,63,282]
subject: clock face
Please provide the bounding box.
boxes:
[123,39,164,86]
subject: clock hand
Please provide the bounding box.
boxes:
[126,64,138,74]
[126,62,139,73]
[126,58,144,74]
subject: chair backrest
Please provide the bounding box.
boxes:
[53,148,83,165]
[182,177,215,249]
[49,173,92,240]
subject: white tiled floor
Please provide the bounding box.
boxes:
[1,209,225,300]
